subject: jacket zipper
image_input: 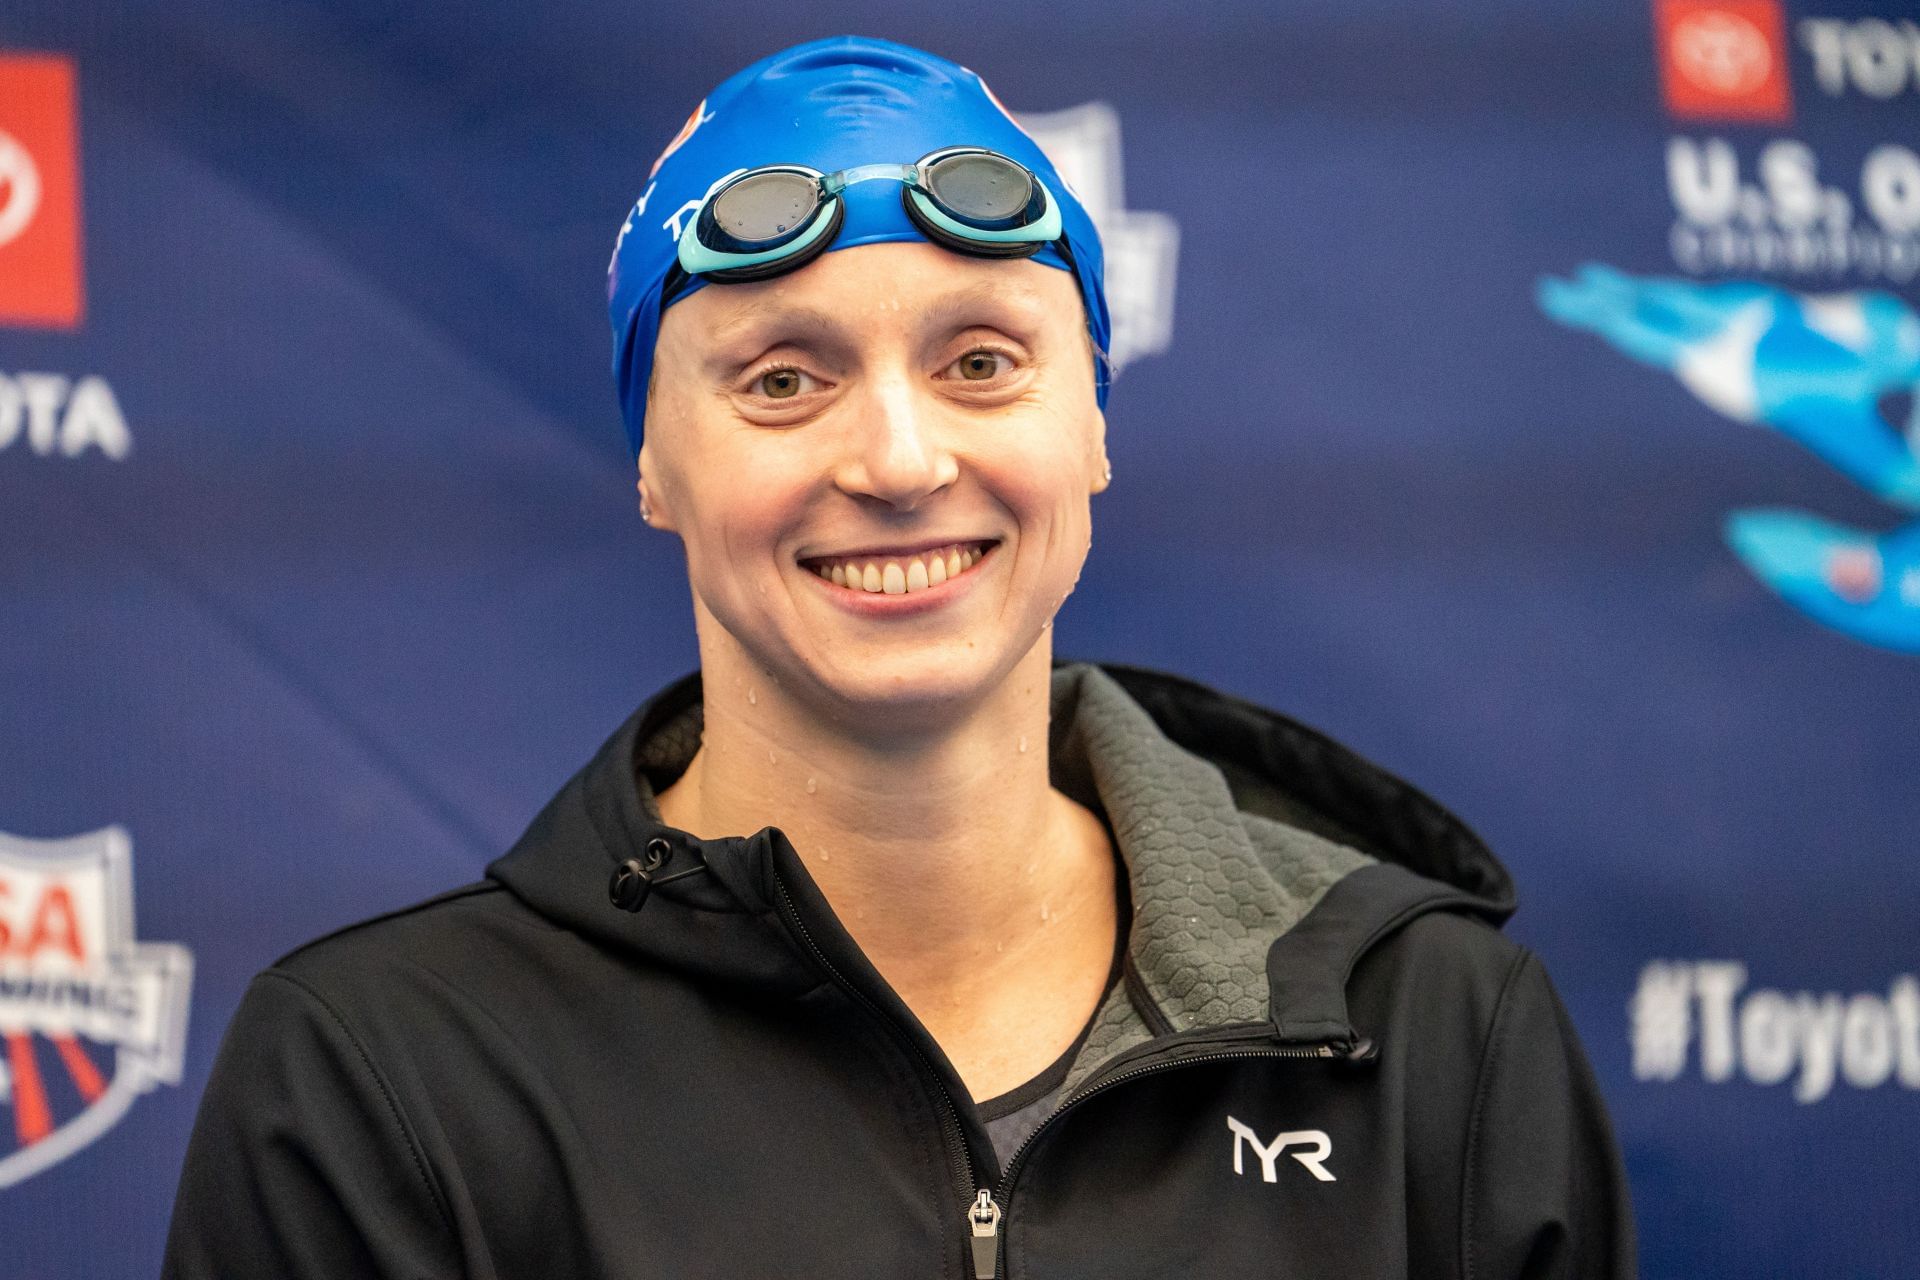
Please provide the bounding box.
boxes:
[967,1036,1377,1280]
[772,858,1377,1280]
[770,871,981,1268]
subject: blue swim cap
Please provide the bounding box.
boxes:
[606,35,1112,457]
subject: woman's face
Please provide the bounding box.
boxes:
[642,239,1107,728]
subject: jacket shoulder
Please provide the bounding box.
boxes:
[265,879,568,999]
[1383,905,1529,977]
[1344,903,1634,1276]
[1357,898,1532,1033]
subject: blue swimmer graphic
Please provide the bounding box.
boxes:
[1538,263,1920,653]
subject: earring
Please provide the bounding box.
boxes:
[639,491,653,524]
[1102,461,1113,485]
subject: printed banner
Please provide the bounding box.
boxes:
[0,3,1914,1276]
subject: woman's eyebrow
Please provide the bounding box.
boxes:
[702,306,844,375]
[702,278,1050,372]
[920,280,1048,330]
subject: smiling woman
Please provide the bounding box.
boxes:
[162,34,1636,1280]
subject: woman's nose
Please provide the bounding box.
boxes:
[835,374,959,510]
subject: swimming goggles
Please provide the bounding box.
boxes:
[663,146,1065,303]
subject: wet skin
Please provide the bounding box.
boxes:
[642,240,1120,1102]
[639,239,1108,735]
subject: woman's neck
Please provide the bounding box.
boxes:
[653,627,1118,1078]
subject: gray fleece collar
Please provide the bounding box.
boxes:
[1046,663,1374,1093]
[621,661,1378,1096]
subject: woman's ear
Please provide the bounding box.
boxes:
[636,441,676,532]
[1088,408,1111,495]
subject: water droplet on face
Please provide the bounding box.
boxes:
[747,687,757,705]
[820,850,832,862]
[1017,735,1028,753]
[805,776,817,794]
[1040,902,1051,922]
[768,749,778,765]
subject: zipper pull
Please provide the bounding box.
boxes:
[967,1188,1002,1279]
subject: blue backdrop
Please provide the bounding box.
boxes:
[3,1,1917,1275]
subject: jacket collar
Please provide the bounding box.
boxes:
[486,660,1514,1061]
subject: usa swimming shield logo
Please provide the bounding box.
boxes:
[0,827,191,1189]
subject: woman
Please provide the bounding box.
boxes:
[165,35,1634,1279]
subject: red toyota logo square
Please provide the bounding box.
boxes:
[1655,0,1793,124]
[0,51,84,330]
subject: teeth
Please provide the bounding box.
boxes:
[807,542,990,595]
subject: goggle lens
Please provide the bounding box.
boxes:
[711,170,823,243]
[924,152,1032,223]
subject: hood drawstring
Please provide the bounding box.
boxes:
[609,837,714,914]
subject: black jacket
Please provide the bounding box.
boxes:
[163,661,1635,1279]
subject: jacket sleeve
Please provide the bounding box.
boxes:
[1461,949,1637,1280]
[161,969,462,1280]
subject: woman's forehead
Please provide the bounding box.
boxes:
[666,242,1082,353]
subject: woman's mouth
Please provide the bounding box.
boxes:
[800,540,997,596]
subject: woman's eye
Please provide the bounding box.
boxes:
[757,366,811,398]
[952,349,1008,381]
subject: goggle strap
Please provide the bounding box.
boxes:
[823,163,916,193]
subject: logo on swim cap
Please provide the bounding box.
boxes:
[649,98,715,179]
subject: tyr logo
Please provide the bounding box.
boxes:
[1226,1115,1336,1183]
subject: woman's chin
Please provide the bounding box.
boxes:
[793,637,1031,727]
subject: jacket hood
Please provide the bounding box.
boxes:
[485,660,1514,1086]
